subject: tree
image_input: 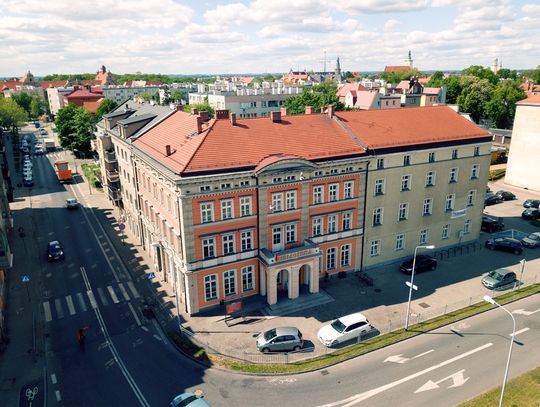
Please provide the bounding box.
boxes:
[55,104,80,147]
[96,99,118,121]
[139,92,153,102]
[183,100,215,118]
[71,108,94,152]
[0,97,27,133]
[30,96,42,118]
[462,65,497,85]
[457,77,494,123]
[283,80,344,114]
[444,76,463,104]
[11,92,33,115]
[380,68,423,84]
[171,90,186,103]
[496,68,518,81]
[522,67,540,84]
[485,80,526,129]
[426,71,444,87]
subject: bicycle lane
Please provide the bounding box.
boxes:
[19,378,43,407]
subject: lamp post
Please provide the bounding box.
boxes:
[483,295,515,407]
[405,244,435,330]
[519,259,526,289]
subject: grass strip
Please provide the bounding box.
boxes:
[81,163,103,190]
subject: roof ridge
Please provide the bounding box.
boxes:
[181,118,218,174]
[332,115,369,151]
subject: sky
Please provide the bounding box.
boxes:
[1,0,539,77]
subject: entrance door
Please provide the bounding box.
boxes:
[272,226,284,252]
[276,269,288,294]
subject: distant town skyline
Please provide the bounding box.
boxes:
[1,0,539,77]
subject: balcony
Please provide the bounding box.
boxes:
[259,239,320,266]
[105,168,120,182]
[107,185,122,202]
[103,150,117,163]
[0,230,13,269]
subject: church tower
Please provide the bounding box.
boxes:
[335,56,342,81]
[405,50,414,69]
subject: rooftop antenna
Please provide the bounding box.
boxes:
[319,50,331,73]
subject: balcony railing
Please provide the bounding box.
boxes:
[103,150,117,163]
[105,168,120,182]
[107,185,122,201]
[259,239,320,266]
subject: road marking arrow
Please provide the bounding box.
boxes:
[513,308,540,316]
[415,369,469,393]
[384,349,434,364]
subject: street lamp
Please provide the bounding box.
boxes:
[405,244,435,330]
[483,295,516,407]
[519,259,526,289]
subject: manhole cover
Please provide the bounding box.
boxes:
[320,370,329,376]
[374,288,382,293]
[418,302,430,309]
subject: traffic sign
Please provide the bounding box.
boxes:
[22,275,30,283]
[118,223,126,231]
[147,272,156,279]
[405,281,418,290]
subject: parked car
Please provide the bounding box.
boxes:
[399,254,437,274]
[484,193,502,206]
[484,237,523,254]
[481,216,504,233]
[521,232,540,248]
[256,327,304,353]
[522,209,540,220]
[65,198,79,209]
[39,128,47,135]
[23,178,34,187]
[35,148,44,155]
[170,392,211,407]
[317,313,373,347]
[47,240,64,261]
[495,190,516,201]
[523,199,540,209]
[482,268,517,290]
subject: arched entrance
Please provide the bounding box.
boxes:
[276,269,289,298]
[299,264,311,293]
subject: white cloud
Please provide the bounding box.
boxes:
[329,0,430,14]
[522,3,540,13]
[384,19,400,31]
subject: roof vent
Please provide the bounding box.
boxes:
[230,112,237,126]
[305,106,314,115]
[191,108,198,115]
[199,111,209,122]
[165,144,175,156]
[280,107,288,116]
[271,111,281,123]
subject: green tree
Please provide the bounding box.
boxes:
[457,77,494,123]
[444,76,463,104]
[0,97,28,133]
[496,68,518,80]
[95,99,118,121]
[426,71,444,87]
[462,65,497,84]
[55,104,80,147]
[139,93,153,102]
[522,67,540,84]
[11,92,33,115]
[171,90,186,103]
[71,108,94,152]
[485,80,526,129]
[380,68,423,84]
[183,100,215,118]
[30,96,42,118]
[283,80,344,114]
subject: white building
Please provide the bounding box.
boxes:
[102,86,161,105]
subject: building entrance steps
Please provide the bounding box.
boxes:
[262,290,334,317]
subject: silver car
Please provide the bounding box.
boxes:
[521,232,540,248]
[256,327,303,353]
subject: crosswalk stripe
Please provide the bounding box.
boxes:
[65,295,76,316]
[127,281,140,298]
[76,293,87,312]
[43,301,52,322]
[118,283,130,301]
[54,299,64,319]
[107,285,119,304]
[97,287,109,306]
[87,290,97,309]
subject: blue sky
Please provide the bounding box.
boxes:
[1,0,538,77]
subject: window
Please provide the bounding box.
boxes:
[449,168,458,183]
[467,190,476,206]
[445,194,455,211]
[329,169,338,174]
[239,180,250,187]
[313,186,323,204]
[420,229,428,245]
[200,202,214,223]
[471,164,480,179]
[377,158,384,169]
[426,171,435,187]
[286,191,296,210]
[285,224,296,244]
[464,220,471,234]
[329,184,339,202]
[202,238,215,259]
[273,177,282,183]
[271,193,283,212]
[241,266,254,292]
[240,196,252,216]
[200,185,211,192]
[223,270,236,296]
[474,146,480,156]
[314,171,323,176]
[204,275,217,301]
[423,198,433,216]
[395,234,405,251]
[221,200,233,220]
[442,224,449,239]
[272,227,282,246]
[328,214,337,233]
[398,202,409,221]
[222,234,235,255]
[240,231,252,251]
[326,247,336,270]
[452,149,458,159]
[401,175,411,191]
[312,217,322,236]
[370,240,380,256]
[403,154,411,166]
[428,152,435,163]
[340,245,351,267]
[344,181,354,199]
[285,175,296,181]
[221,183,232,189]
[375,179,385,195]
[373,207,383,226]
[342,212,352,231]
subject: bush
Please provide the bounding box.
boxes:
[488,168,506,181]
[81,163,102,189]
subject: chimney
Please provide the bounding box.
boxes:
[271,111,281,123]
[191,108,198,115]
[175,103,183,111]
[230,112,237,126]
[165,145,172,156]
[199,111,209,122]
[215,109,230,119]
[305,106,314,115]
[327,105,334,118]
[196,116,203,133]
[280,107,288,116]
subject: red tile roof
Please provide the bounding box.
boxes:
[384,65,411,72]
[516,94,540,105]
[0,80,22,90]
[352,90,379,110]
[66,87,103,99]
[336,106,490,149]
[81,80,102,86]
[337,83,368,98]
[39,80,69,89]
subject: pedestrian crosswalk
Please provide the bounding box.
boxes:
[42,281,140,323]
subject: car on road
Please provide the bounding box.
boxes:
[482,268,517,290]
[521,232,540,248]
[481,216,504,233]
[35,147,44,155]
[484,237,523,254]
[39,128,47,135]
[495,190,516,201]
[170,392,211,407]
[65,198,79,209]
[484,193,502,206]
[47,240,64,261]
[318,312,373,347]
[23,178,34,187]
[256,327,304,353]
[522,209,540,220]
[523,199,540,209]
[399,254,437,274]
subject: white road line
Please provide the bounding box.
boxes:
[127,281,140,298]
[43,302,52,322]
[65,295,76,316]
[127,302,141,326]
[97,287,109,306]
[76,292,87,312]
[107,285,120,304]
[87,290,97,309]
[54,298,64,319]
[55,390,62,402]
[153,334,162,341]
[151,319,169,345]
[511,327,530,337]
[140,326,148,332]
[50,374,57,384]
[118,283,131,301]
